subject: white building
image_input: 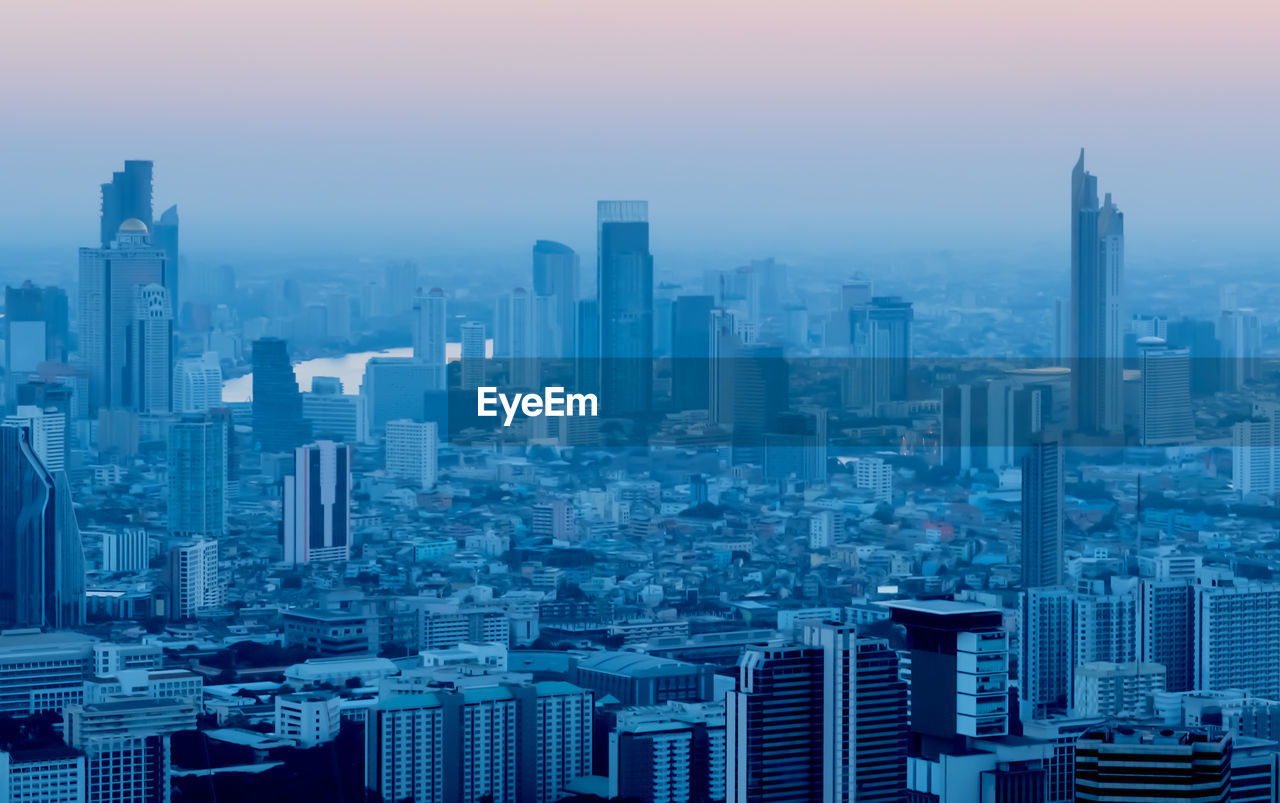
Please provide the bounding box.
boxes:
[3,405,65,472]
[385,419,438,489]
[1196,578,1280,699]
[1072,661,1165,717]
[283,440,352,564]
[127,283,173,415]
[64,696,196,803]
[808,510,836,550]
[275,692,342,748]
[168,539,224,620]
[1234,402,1280,497]
[851,457,893,503]
[302,391,370,444]
[0,746,85,803]
[173,351,223,414]
[101,528,150,573]
[0,630,96,716]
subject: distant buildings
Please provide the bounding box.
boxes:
[283,440,352,564]
[167,539,223,620]
[385,419,438,489]
[412,287,447,390]
[597,200,653,415]
[460,321,487,390]
[532,240,579,359]
[167,414,227,539]
[251,337,311,452]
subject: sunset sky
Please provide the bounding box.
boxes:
[3,0,1277,261]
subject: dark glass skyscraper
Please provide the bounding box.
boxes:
[670,294,714,411]
[1070,150,1124,435]
[597,200,653,415]
[532,239,579,359]
[251,337,311,452]
[99,160,153,248]
[0,423,84,630]
[1021,436,1064,588]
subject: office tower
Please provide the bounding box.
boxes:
[1137,338,1194,446]
[1140,579,1195,693]
[1233,402,1280,497]
[251,337,311,451]
[412,287,447,390]
[3,282,69,398]
[78,218,167,413]
[609,701,726,803]
[1074,726,1230,803]
[887,600,1010,740]
[360,357,436,433]
[126,283,172,414]
[0,423,84,630]
[167,414,227,538]
[3,405,66,473]
[152,204,179,311]
[670,295,714,411]
[64,696,196,803]
[1167,317,1221,396]
[383,260,418,315]
[0,630,96,716]
[460,321,486,390]
[99,160,153,247]
[284,440,352,564]
[865,296,913,403]
[729,343,789,466]
[532,239,579,358]
[302,389,369,444]
[597,200,653,415]
[499,287,538,388]
[532,498,575,541]
[1021,586,1074,719]
[102,528,149,573]
[1196,579,1280,699]
[0,742,85,803]
[1069,150,1125,434]
[1021,437,1064,588]
[801,622,909,803]
[385,419,438,488]
[167,538,223,620]
[725,644,824,802]
[1072,662,1165,717]
[574,299,599,394]
[1218,307,1261,391]
[172,351,223,413]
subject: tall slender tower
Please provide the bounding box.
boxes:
[1021,436,1064,588]
[532,240,579,358]
[412,287,447,390]
[597,200,653,415]
[1070,150,1124,434]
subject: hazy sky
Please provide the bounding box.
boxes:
[3,0,1278,264]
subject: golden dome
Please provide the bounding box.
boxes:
[118,218,149,234]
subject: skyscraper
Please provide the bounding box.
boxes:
[670,294,714,412]
[597,200,653,415]
[0,423,84,630]
[1021,437,1064,588]
[1137,337,1194,446]
[167,414,227,539]
[152,204,179,312]
[251,337,311,452]
[500,287,538,388]
[3,406,66,473]
[126,283,172,415]
[172,352,223,414]
[1070,150,1125,435]
[800,622,909,803]
[532,239,579,358]
[3,282,69,399]
[99,160,153,248]
[283,440,352,564]
[459,321,486,390]
[1020,586,1074,718]
[78,218,167,413]
[65,696,195,803]
[412,287,447,390]
[725,644,824,802]
[385,419,438,489]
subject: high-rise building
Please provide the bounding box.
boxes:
[1196,579,1280,699]
[385,419,438,489]
[609,701,726,803]
[1021,437,1064,588]
[302,388,369,444]
[725,644,824,802]
[251,337,311,452]
[801,622,909,803]
[383,261,418,315]
[852,456,893,503]
[172,352,222,414]
[1021,587,1074,719]
[412,287,447,390]
[64,696,196,803]
[3,282,69,398]
[0,742,85,803]
[1233,402,1280,497]
[0,423,84,630]
[499,287,538,388]
[1074,726,1230,803]
[3,405,66,473]
[574,299,599,395]
[1072,662,1165,717]
[532,498,575,541]
[126,283,172,415]
[597,200,653,415]
[283,440,352,564]
[78,218,167,413]
[1137,337,1194,446]
[532,240,579,358]
[459,321,486,390]
[0,630,96,716]
[167,414,227,538]
[1218,306,1261,391]
[360,357,434,433]
[670,295,714,411]
[167,539,223,620]
[99,160,153,248]
[152,204,179,311]
[1069,149,1125,435]
[1139,579,1196,693]
[102,528,150,573]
